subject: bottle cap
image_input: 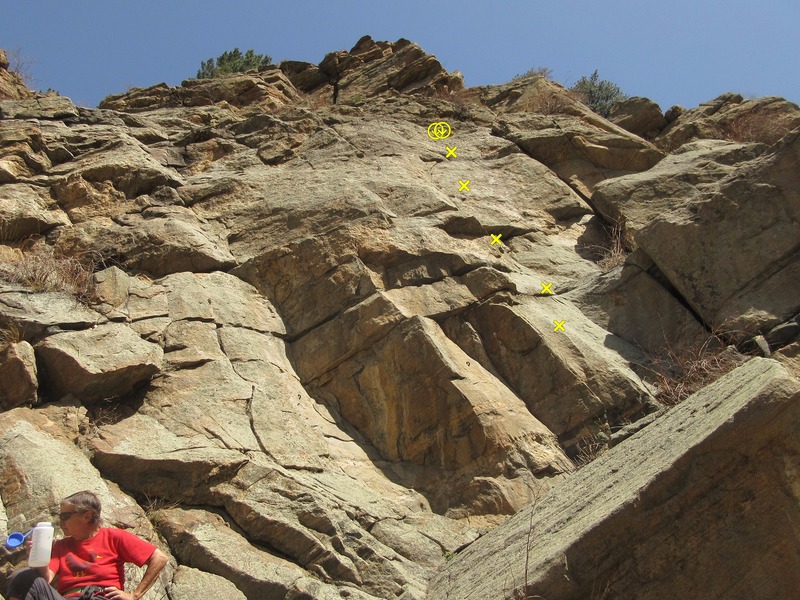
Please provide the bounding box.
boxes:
[36,522,52,527]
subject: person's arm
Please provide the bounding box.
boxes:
[131,549,169,600]
[102,548,169,600]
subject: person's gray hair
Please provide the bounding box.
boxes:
[63,490,103,525]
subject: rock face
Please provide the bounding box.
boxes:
[655,93,800,150]
[593,136,800,334]
[0,50,33,101]
[609,96,667,138]
[35,323,163,402]
[428,358,800,600]
[0,341,37,408]
[1,38,799,599]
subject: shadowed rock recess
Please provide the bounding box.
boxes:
[1,36,798,599]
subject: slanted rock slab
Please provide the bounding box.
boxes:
[427,357,800,600]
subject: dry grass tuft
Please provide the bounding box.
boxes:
[586,223,630,272]
[0,322,23,350]
[0,242,96,302]
[645,333,748,407]
[596,223,629,271]
[572,431,609,468]
[718,110,794,146]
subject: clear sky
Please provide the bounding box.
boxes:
[4,0,798,112]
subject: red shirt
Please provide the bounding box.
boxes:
[48,528,157,597]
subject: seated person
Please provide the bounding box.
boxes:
[7,491,168,600]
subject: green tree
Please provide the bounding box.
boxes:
[196,48,273,79]
[570,70,627,117]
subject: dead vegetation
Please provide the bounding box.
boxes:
[0,239,97,302]
[596,223,629,271]
[572,431,609,468]
[718,109,793,146]
[645,332,748,407]
[0,322,22,350]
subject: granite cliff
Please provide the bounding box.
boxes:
[1,36,799,599]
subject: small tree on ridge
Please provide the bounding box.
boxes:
[570,70,627,117]
[196,48,273,79]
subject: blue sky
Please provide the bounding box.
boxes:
[4,1,798,112]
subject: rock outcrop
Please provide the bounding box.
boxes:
[428,358,800,600]
[609,96,667,138]
[655,92,800,150]
[0,51,33,101]
[1,37,799,599]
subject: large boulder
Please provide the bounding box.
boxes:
[0,120,52,183]
[493,109,664,198]
[99,68,300,113]
[0,341,37,409]
[428,357,800,600]
[609,96,667,138]
[156,507,386,600]
[656,93,800,150]
[0,184,70,239]
[0,96,78,120]
[35,323,163,403]
[592,134,800,334]
[0,283,106,340]
[168,566,247,600]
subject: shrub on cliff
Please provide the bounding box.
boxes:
[570,70,627,117]
[196,48,273,79]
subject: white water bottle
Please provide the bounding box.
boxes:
[28,522,54,567]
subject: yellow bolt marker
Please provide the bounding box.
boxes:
[490,234,503,245]
[445,146,457,158]
[541,282,553,295]
[427,121,452,140]
[458,180,471,192]
[553,320,565,332]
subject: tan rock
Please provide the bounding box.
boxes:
[0,283,105,339]
[609,96,667,138]
[441,294,655,450]
[657,93,800,150]
[48,133,183,198]
[99,68,299,113]
[563,251,708,353]
[36,323,163,403]
[592,134,800,334]
[157,507,385,600]
[493,110,664,197]
[0,120,52,183]
[0,96,78,120]
[308,314,573,515]
[0,341,37,409]
[0,184,70,240]
[168,566,247,600]
[428,358,800,600]
[0,49,34,100]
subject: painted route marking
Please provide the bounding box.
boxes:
[458,180,471,192]
[427,121,452,140]
[490,234,503,246]
[541,282,553,295]
[445,146,457,158]
[553,320,566,332]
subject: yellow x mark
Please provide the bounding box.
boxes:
[446,146,457,158]
[458,180,470,192]
[553,320,565,332]
[490,234,503,246]
[541,282,553,295]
